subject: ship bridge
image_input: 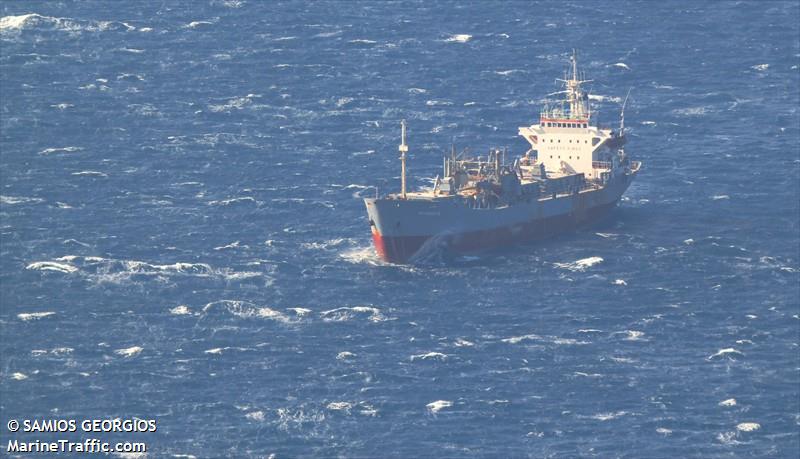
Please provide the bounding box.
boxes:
[518,51,622,180]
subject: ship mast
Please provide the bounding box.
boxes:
[399,120,408,199]
[558,49,592,120]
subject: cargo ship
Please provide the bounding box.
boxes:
[364,52,641,263]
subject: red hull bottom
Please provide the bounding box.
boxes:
[371,202,617,263]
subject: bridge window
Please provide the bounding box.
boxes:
[582,123,587,128]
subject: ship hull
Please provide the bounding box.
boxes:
[365,170,637,264]
[370,200,618,263]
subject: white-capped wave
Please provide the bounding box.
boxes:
[426,400,452,413]
[707,348,744,360]
[736,422,760,432]
[208,94,259,113]
[454,338,474,347]
[27,255,257,284]
[656,427,672,435]
[1,13,136,34]
[32,347,73,357]
[445,34,471,43]
[594,232,619,238]
[502,334,540,344]
[301,238,348,251]
[213,241,240,251]
[613,62,630,70]
[245,411,265,422]
[410,352,448,361]
[320,306,386,323]
[553,256,603,272]
[502,333,587,345]
[590,411,628,421]
[114,346,143,358]
[26,261,77,274]
[207,196,257,206]
[613,279,627,286]
[672,106,710,117]
[719,398,737,407]
[17,311,56,321]
[336,351,355,360]
[1,14,38,30]
[11,372,28,380]
[71,170,107,177]
[39,146,83,155]
[326,402,353,412]
[621,330,645,341]
[426,99,453,106]
[170,305,191,315]
[494,69,522,76]
[184,20,214,29]
[751,64,769,71]
[711,194,729,200]
[204,300,291,323]
[1,195,45,205]
[588,95,623,103]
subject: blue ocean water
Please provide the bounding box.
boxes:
[1,1,799,457]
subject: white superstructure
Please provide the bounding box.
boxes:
[518,51,624,180]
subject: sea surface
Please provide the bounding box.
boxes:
[1,1,799,457]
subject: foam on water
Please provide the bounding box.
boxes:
[737,422,760,432]
[1,195,45,205]
[326,402,353,412]
[444,34,471,43]
[26,261,77,274]
[320,306,386,323]
[245,411,265,422]
[426,400,453,413]
[707,348,744,360]
[2,2,798,456]
[114,346,143,358]
[553,256,604,272]
[17,311,56,321]
[39,146,83,155]
[410,352,448,361]
[589,411,629,421]
[169,304,192,316]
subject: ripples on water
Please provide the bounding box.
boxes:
[1,1,798,457]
